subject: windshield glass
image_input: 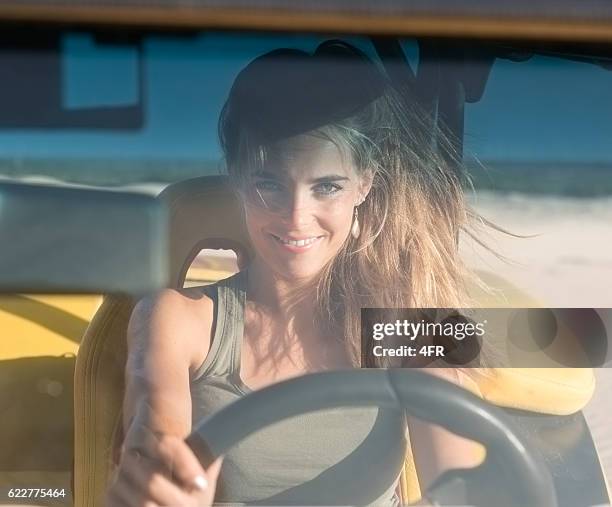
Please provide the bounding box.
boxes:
[0,28,611,507]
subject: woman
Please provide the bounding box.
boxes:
[105,40,483,507]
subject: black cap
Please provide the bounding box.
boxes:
[222,40,387,147]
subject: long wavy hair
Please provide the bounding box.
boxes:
[219,41,487,368]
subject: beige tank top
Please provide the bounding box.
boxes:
[189,269,407,506]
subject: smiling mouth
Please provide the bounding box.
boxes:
[270,234,324,247]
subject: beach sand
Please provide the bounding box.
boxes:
[462,191,612,307]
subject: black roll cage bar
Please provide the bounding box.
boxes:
[373,37,612,173]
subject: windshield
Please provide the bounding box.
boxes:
[0,28,611,507]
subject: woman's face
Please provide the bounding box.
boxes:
[241,133,372,281]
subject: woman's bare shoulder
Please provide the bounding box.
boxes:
[127,286,214,373]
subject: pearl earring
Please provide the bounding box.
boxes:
[351,207,361,239]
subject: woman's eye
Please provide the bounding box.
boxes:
[314,182,342,195]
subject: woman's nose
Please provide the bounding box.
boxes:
[280,190,313,227]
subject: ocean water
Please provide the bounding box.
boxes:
[1,158,612,196]
[466,160,612,197]
[0,158,218,187]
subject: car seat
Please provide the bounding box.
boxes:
[73,175,607,507]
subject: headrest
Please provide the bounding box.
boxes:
[157,175,254,288]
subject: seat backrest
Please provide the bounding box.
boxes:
[73,176,254,507]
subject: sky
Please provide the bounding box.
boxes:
[0,31,611,164]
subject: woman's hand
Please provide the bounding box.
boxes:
[105,427,223,507]
[109,289,222,506]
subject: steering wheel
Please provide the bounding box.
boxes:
[186,369,557,507]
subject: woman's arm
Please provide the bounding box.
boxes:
[122,289,211,438]
[407,369,485,493]
[105,289,221,507]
